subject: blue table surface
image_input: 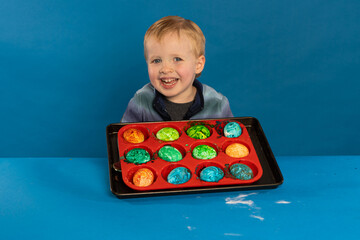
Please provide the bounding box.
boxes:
[1,156,359,239]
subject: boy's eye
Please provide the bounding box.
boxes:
[174,57,183,62]
[151,59,161,64]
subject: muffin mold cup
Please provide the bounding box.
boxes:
[107,117,284,198]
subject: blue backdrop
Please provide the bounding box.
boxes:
[1,0,359,157]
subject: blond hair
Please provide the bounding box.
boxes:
[144,16,206,60]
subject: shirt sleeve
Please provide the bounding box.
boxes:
[121,98,142,123]
[220,96,234,117]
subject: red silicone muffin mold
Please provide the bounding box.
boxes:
[116,119,263,191]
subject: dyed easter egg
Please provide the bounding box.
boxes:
[123,128,145,143]
[224,122,242,138]
[156,127,180,141]
[158,145,183,162]
[200,166,224,182]
[125,148,151,164]
[230,163,253,180]
[225,143,249,158]
[133,168,154,187]
[186,125,210,139]
[192,145,217,159]
[167,167,191,184]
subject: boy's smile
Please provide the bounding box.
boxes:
[160,77,179,89]
[145,33,205,103]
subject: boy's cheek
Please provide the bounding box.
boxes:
[148,67,156,74]
[147,67,157,77]
[148,71,159,83]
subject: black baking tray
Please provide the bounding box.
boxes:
[106,117,283,198]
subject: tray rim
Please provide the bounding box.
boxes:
[106,116,284,198]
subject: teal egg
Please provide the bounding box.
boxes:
[125,148,151,165]
[230,163,253,180]
[200,166,224,182]
[224,122,242,138]
[167,167,191,184]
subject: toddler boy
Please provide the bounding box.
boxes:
[121,16,233,122]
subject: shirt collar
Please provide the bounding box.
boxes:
[152,79,204,120]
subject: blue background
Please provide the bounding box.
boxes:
[1,0,359,157]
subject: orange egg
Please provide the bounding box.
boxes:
[132,168,154,187]
[123,128,145,143]
[225,143,249,158]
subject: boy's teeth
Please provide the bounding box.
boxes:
[162,78,177,83]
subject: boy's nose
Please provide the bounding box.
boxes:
[160,62,174,74]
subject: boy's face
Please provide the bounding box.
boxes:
[145,33,205,103]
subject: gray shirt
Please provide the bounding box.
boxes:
[121,82,233,122]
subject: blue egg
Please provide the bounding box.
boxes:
[200,166,224,182]
[230,163,253,180]
[167,167,191,184]
[224,122,242,138]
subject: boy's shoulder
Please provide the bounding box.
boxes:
[134,83,154,95]
[191,81,233,119]
[202,83,227,101]
[132,83,156,101]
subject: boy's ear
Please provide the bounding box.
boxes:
[195,55,206,74]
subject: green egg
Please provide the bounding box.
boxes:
[156,127,180,141]
[125,148,151,164]
[192,145,217,159]
[186,125,210,139]
[158,146,183,162]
